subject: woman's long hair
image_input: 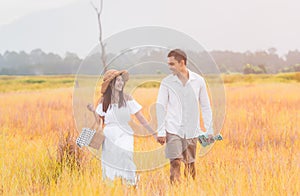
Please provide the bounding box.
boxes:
[101,76,126,113]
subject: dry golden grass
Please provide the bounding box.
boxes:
[1,82,299,195]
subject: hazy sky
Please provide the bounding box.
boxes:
[0,0,299,57]
[0,0,78,25]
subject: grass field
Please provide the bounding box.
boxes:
[1,73,299,195]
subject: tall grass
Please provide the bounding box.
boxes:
[0,78,299,195]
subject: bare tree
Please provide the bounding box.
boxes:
[91,0,107,72]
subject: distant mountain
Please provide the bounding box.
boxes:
[0,0,98,57]
[0,0,170,58]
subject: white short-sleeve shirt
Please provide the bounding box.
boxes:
[96,99,142,125]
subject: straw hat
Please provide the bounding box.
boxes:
[101,69,129,94]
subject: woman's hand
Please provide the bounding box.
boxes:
[87,103,94,112]
[152,133,158,140]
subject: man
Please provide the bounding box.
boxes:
[156,49,213,183]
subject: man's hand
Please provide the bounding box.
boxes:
[207,134,214,143]
[157,136,166,145]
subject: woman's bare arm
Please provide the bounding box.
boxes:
[135,110,156,138]
[87,103,103,131]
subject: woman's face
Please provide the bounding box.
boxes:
[113,75,125,92]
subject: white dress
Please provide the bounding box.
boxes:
[95,99,142,185]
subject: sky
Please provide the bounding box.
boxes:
[0,0,299,57]
[0,0,77,25]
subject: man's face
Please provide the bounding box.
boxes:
[167,56,184,75]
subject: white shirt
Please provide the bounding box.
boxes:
[95,100,142,125]
[156,69,213,139]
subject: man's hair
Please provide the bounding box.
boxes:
[167,49,187,65]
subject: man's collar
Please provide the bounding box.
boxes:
[188,69,197,81]
[171,69,197,82]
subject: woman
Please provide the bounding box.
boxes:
[94,69,155,186]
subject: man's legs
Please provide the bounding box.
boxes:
[183,137,197,180]
[170,158,181,183]
[166,133,183,184]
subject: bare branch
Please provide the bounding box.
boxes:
[99,0,103,15]
[90,0,107,72]
[90,1,98,13]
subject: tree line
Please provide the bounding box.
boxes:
[0,48,299,75]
